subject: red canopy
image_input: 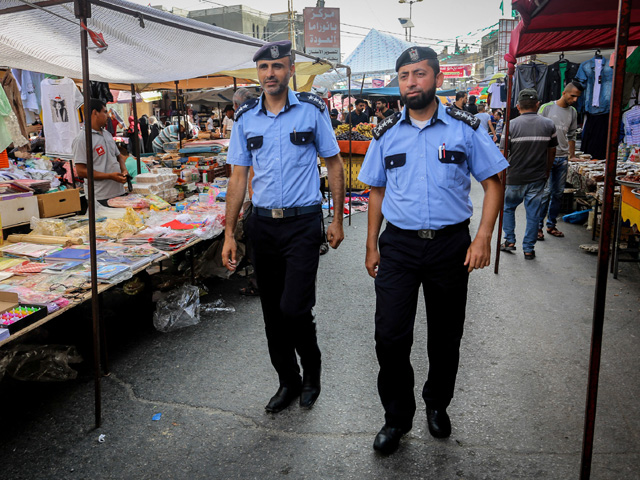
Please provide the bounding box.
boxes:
[506,0,640,66]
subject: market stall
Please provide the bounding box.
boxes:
[506,1,640,478]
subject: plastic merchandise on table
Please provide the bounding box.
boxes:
[29,217,69,236]
[153,284,200,332]
[144,194,171,210]
[107,194,149,209]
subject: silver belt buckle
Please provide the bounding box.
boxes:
[272,208,284,219]
[418,229,435,239]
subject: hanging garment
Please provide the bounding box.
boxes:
[622,104,640,145]
[575,56,614,115]
[41,77,84,158]
[90,81,113,104]
[511,63,549,107]
[488,82,506,109]
[1,70,28,139]
[0,87,28,152]
[582,112,610,160]
[545,60,580,101]
[12,69,44,124]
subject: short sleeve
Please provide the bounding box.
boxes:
[226,118,251,166]
[74,84,84,110]
[314,107,340,158]
[467,128,509,182]
[358,137,387,187]
[72,132,87,164]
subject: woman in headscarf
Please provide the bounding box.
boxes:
[148,116,161,150]
[139,114,149,153]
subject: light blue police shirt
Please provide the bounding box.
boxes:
[227,88,340,209]
[358,99,508,230]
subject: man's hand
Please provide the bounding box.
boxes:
[326,221,344,249]
[375,110,385,120]
[365,245,380,278]
[221,236,237,271]
[111,172,127,184]
[464,235,491,272]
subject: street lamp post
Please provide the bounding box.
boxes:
[398,0,423,42]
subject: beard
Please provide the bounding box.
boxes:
[261,75,290,96]
[401,83,437,110]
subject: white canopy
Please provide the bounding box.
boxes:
[0,0,331,85]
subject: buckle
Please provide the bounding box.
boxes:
[418,229,435,239]
[272,208,284,219]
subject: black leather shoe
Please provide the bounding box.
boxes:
[426,408,451,438]
[300,368,321,408]
[373,425,407,455]
[265,386,301,413]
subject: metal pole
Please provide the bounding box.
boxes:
[494,72,512,274]
[581,0,631,478]
[348,68,353,226]
[175,80,182,149]
[74,0,101,429]
[130,84,141,174]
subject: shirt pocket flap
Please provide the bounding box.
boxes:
[290,131,315,145]
[247,136,263,150]
[384,153,406,169]
[440,150,467,164]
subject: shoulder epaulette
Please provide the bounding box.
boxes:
[235,98,259,121]
[446,107,480,130]
[372,112,401,140]
[295,92,326,112]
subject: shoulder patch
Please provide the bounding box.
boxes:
[446,107,480,130]
[234,98,259,121]
[372,112,401,140]
[296,92,326,112]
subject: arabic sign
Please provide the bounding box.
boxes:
[303,7,340,63]
[440,65,472,78]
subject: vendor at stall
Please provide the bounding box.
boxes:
[117,143,150,179]
[152,122,190,153]
[72,98,128,206]
[222,106,235,138]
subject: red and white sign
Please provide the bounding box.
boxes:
[303,7,340,63]
[440,65,473,78]
[95,145,105,156]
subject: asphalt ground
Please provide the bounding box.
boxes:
[0,181,639,480]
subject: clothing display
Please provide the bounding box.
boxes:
[545,60,580,102]
[41,77,84,158]
[90,81,113,105]
[622,104,640,145]
[488,82,506,109]
[0,86,28,152]
[1,70,28,139]
[575,55,614,115]
[581,112,610,160]
[512,63,548,107]
[12,69,44,124]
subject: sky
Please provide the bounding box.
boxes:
[127,0,515,60]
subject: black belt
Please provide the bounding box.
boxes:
[387,219,470,239]
[254,204,322,219]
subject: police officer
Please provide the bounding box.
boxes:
[222,40,345,414]
[358,46,508,454]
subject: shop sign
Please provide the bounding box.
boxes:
[303,7,340,63]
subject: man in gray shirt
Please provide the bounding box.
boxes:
[500,89,558,260]
[475,103,498,143]
[537,81,583,239]
[72,99,128,206]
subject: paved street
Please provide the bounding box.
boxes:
[1,182,639,479]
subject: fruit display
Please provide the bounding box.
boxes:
[334,123,374,141]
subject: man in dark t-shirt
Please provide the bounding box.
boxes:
[346,99,370,126]
[499,88,558,260]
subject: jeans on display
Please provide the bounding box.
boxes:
[539,156,568,229]
[503,180,546,253]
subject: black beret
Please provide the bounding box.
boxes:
[253,40,292,62]
[396,46,438,72]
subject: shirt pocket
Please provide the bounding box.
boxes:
[247,136,263,169]
[438,149,469,188]
[384,153,407,189]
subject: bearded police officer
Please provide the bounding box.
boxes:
[358,46,508,454]
[222,41,345,413]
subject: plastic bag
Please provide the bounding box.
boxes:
[29,217,69,236]
[201,298,235,314]
[0,344,83,382]
[153,284,200,332]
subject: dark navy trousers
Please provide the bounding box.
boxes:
[246,211,324,389]
[374,223,471,431]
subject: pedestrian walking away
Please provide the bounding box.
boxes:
[222,40,345,415]
[358,46,508,455]
[500,88,558,259]
[537,81,584,240]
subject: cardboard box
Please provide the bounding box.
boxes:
[0,195,39,227]
[37,189,81,218]
[0,292,47,334]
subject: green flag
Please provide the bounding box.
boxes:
[500,0,504,15]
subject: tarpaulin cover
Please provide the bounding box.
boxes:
[0,0,331,87]
[507,0,640,64]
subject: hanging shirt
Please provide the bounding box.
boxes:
[545,60,580,101]
[1,70,28,139]
[622,105,640,145]
[575,56,613,115]
[488,82,506,109]
[512,63,549,107]
[41,77,84,158]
